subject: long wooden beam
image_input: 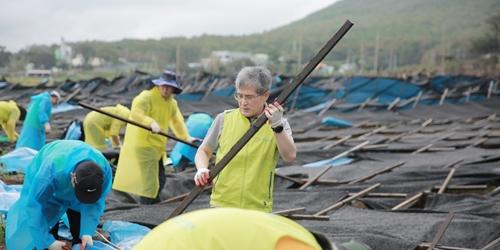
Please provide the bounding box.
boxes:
[79,102,198,148]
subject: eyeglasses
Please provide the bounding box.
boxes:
[234,92,262,101]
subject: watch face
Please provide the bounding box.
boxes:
[273,125,284,133]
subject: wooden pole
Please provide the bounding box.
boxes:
[428,212,455,250]
[299,141,370,190]
[391,192,424,210]
[438,168,456,194]
[318,98,337,117]
[439,88,449,106]
[348,161,405,184]
[78,102,198,148]
[314,183,381,216]
[273,207,306,215]
[413,90,423,109]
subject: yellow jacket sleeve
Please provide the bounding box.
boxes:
[129,92,155,127]
[169,105,189,141]
[109,120,125,136]
[4,107,20,141]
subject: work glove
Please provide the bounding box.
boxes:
[45,122,52,133]
[48,240,69,250]
[150,121,161,133]
[264,101,284,128]
[188,136,202,144]
[194,168,210,186]
[81,235,93,250]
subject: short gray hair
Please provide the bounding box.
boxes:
[235,66,272,94]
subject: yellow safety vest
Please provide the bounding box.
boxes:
[113,87,188,198]
[211,109,279,212]
[83,104,130,150]
[134,208,322,250]
[0,101,21,142]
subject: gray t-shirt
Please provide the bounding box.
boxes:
[200,112,292,152]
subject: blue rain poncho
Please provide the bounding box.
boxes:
[6,140,112,250]
[15,92,53,150]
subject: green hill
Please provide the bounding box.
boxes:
[9,0,500,73]
[265,0,500,67]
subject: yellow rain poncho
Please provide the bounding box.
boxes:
[83,104,130,150]
[0,101,21,142]
[134,208,322,250]
[113,87,188,198]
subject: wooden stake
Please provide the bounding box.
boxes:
[387,97,401,111]
[273,207,306,215]
[413,90,423,109]
[314,183,381,216]
[391,192,424,210]
[439,88,449,106]
[428,212,455,250]
[318,98,337,116]
[349,161,405,184]
[300,141,370,190]
[323,135,352,150]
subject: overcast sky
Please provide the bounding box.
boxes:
[0,0,339,52]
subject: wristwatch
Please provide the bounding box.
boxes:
[272,125,284,133]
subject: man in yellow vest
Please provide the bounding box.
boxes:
[194,66,296,212]
[134,208,325,250]
[0,100,26,142]
[83,104,130,150]
[113,70,197,204]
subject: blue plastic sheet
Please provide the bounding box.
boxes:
[63,120,83,140]
[342,77,421,104]
[0,180,22,214]
[52,102,82,114]
[284,86,331,109]
[430,75,483,92]
[303,156,353,168]
[102,220,151,249]
[177,93,203,101]
[0,147,37,173]
[170,113,213,167]
[211,86,235,97]
[321,116,353,128]
[72,241,116,250]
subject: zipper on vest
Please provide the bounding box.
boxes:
[268,171,273,200]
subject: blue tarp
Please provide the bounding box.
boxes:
[342,77,422,104]
[0,180,22,214]
[52,102,82,114]
[429,75,483,93]
[170,113,213,167]
[303,156,353,168]
[321,116,353,128]
[177,93,203,101]
[72,241,116,250]
[102,220,151,249]
[211,86,235,97]
[0,147,37,173]
[285,86,331,109]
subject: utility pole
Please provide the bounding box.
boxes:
[373,32,380,75]
[440,24,447,74]
[359,39,365,73]
[297,29,303,75]
[176,44,181,76]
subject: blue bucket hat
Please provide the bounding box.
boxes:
[152,70,182,94]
